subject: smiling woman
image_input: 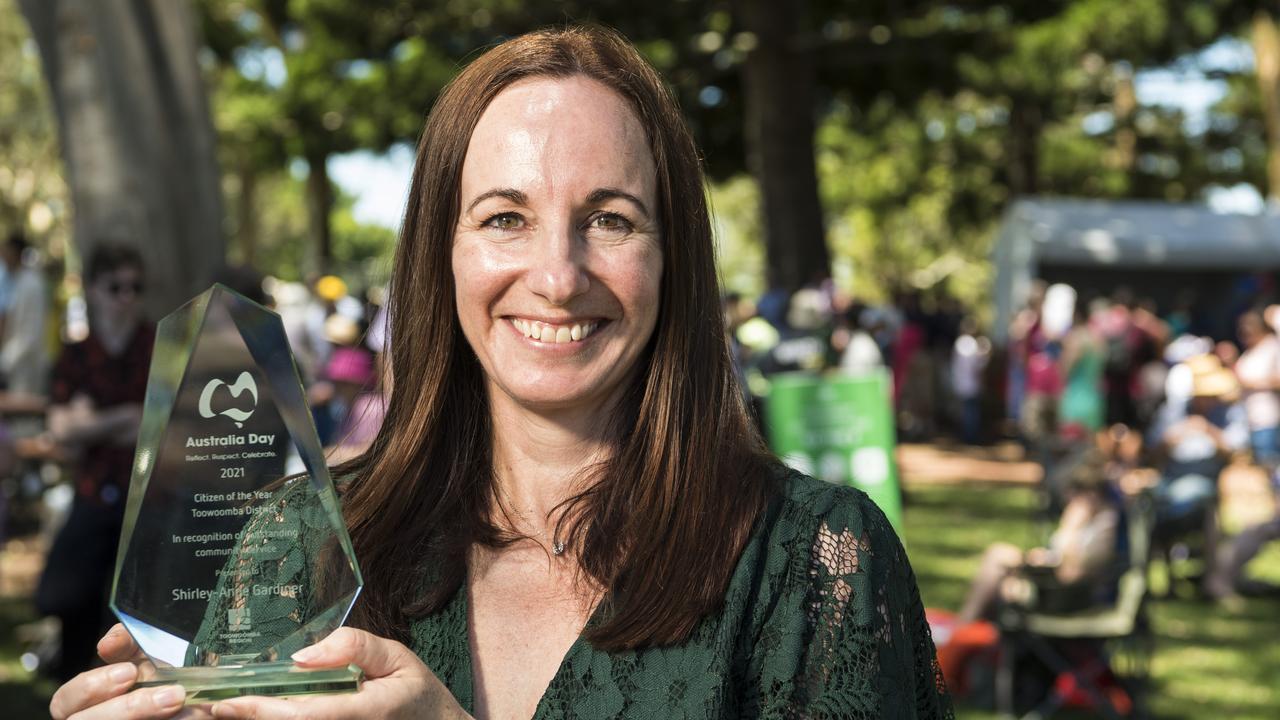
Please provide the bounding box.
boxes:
[49,25,951,720]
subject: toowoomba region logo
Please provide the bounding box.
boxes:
[198,371,258,428]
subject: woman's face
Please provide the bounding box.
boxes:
[452,76,662,415]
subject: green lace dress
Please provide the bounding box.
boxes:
[412,472,953,719]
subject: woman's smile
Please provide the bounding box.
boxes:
[507,317,606,345]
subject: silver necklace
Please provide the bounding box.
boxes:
[497,485,566,556]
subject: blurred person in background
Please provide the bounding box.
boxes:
[34,243,152,682]
[957,449,1121,624]
[1058,302,1105,438]
[1147,359,1246,585]
[951,317,990,445]
[0,231,50,399]
[1231,310,1280,478]
[1205,308,1280,602]
[840,302,885,375]
[1100,289,1139,428]
[1007,280,1047,428]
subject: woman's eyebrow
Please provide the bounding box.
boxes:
[587,187,650,217]
[466,188,528,213]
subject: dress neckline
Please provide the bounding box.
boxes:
[455,571,603,719]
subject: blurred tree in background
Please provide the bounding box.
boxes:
[17,0,225,316]
[10,0,1280,310]
[0,0,68,258]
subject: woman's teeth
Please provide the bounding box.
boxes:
[511,318,600,344]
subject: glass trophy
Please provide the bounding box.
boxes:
[111,284,364,702]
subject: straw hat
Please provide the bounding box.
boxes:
[1183,353,1222,379]
[1192,367,1239,401]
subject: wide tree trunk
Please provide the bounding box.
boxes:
[17,0,224,317]
[1254,10,1280,202]
[738,0,830,291]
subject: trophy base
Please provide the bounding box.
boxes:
[138,662,363,703]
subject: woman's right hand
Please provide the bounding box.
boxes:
[49,624,205,720]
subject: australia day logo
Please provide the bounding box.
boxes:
[199,371,258,428]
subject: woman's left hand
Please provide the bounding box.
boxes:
[210,628,470,719]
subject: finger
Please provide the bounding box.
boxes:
[49,663,138,719]
[57,684,186,720]
[97,624,146,664]
[290,628,416,678]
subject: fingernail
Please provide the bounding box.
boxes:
[109,663,135,683]
[291,646,320,662]
[153,685,185,708]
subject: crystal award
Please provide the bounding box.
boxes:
[111,284,364,702]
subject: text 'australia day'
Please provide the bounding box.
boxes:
[185,433,276,448]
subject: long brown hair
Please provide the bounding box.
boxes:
[340,25,776,650]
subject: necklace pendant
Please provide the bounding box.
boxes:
[552,540,565,556]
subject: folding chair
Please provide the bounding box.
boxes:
[995,491,1155,719]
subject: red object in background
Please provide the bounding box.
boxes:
[928,608,1134,716]
[927,609,999,697]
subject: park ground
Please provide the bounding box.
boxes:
[0,443,1278,718]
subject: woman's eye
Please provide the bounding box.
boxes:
[484,213,523,230]
[589,213,632,232]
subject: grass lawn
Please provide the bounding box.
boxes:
[904,483,1280,719]
[1,481,1277,718]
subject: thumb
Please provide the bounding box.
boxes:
[291,628,417,679]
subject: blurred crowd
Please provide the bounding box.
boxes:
[0,232,388,682]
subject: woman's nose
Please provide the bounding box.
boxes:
[525,225,589,305]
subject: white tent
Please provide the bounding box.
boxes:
[992,198,1280,342]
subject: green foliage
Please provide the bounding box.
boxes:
[710,176,765,297]
[184,0,1280,297]
[0,0,67,255]
[223,170,395,286]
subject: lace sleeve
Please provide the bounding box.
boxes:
[748,485,953,719]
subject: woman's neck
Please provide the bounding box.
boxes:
[486,390,615,532]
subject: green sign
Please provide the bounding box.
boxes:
[764,370,903,532]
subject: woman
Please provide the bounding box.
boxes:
[1233,310,1280,472]
[51,27,949,719]
[956,450,1120,624]
[1058,303,1105,437]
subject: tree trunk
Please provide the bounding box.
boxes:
[737,0,830,291]
[17,0,224,317]
[1111,64,1137,183]
[305,150,333,277]
[236,157,258,267]
[1254,11,1280,203]
[1006,96,1042,197]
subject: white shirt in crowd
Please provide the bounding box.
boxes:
[0,262,48,396]
[1235,334,1280,430]
[951,333,990,399]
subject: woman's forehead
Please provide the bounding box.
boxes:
[460,76,656,200]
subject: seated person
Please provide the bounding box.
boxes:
[1146,363,1246,571]
[958,450,1121,624]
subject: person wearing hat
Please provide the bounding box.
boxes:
[958,449,1122,623]
[1148,359,1248,585]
